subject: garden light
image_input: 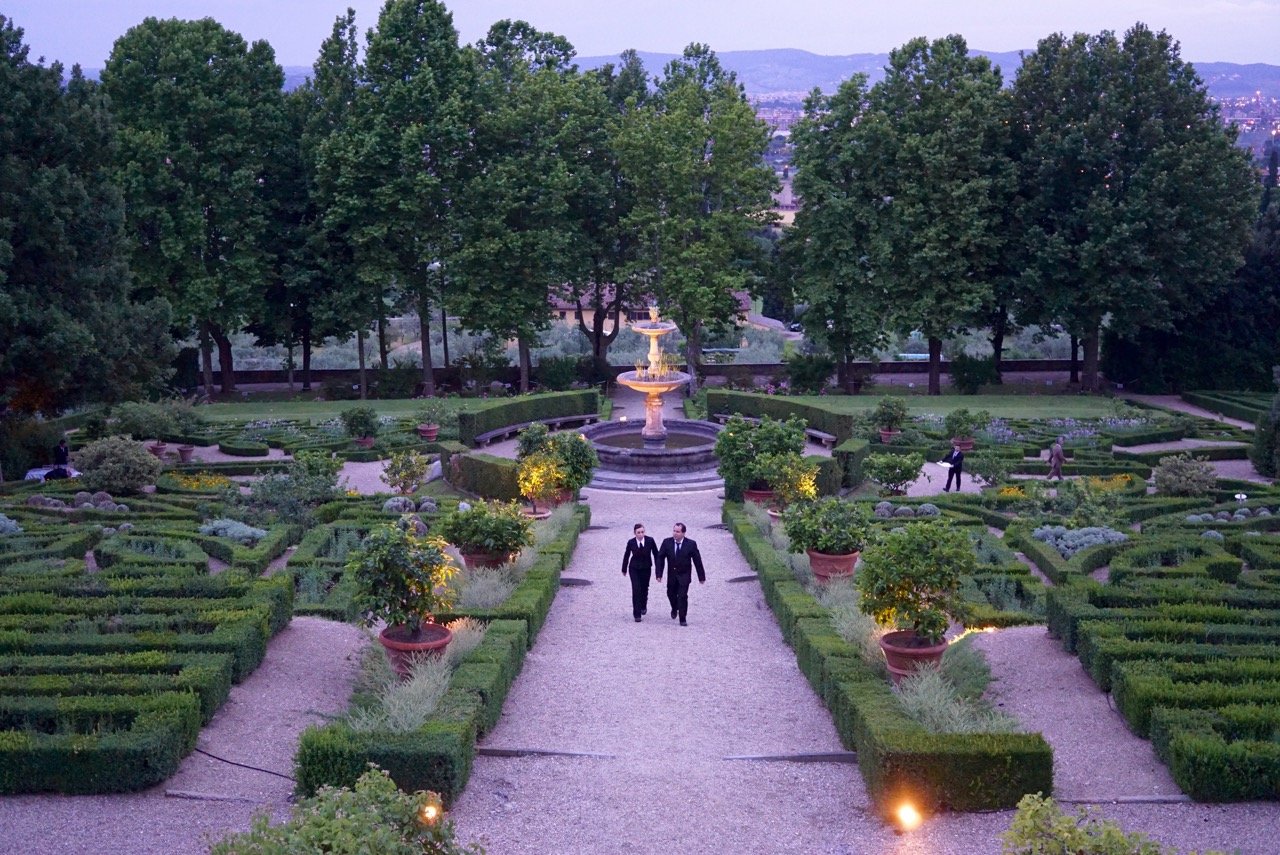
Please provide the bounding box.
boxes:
[895,801,923,831]
[418,792,443,826]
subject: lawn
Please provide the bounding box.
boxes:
[793,394,1125,419]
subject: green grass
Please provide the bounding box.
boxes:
[200,398,488,423]
[797,394,1121,419]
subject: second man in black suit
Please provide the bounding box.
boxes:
[655,522,705,626]
[621,523,659,622]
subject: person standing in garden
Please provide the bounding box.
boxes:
[655,523,705,626]
[621,523,659,622]
[1048,437,1066,480]
[942,442,965,492]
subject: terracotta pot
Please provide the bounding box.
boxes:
[743,487,776,505]
[378,623,453,680]
[177,445,195,463]
[147,442,168,458]
[354,436,376,449]
[950,436,975,452]
[766,508,783,523]
[460,549,514,569]
[879,629,949,685]
[806,548,859,581]
[417,423,440,441]
[878,428,901,444]
[522,507,552,520]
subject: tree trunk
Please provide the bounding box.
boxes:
[928,336,942,396]
[301,318,312,392]
[685,322,702,395]
[418,299,435,397]
[357,328,368,401]
[989,311,1006,383]
[517,335,531,394]
[836,355,850,390]
[1081,332,1101,392]
[440,303,449,368]
[377,313,389,371]
[1069,334,1080,384]
[199,323,214,398]
[212,327,236,394]
[287,343,295,391]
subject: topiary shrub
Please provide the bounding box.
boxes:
[863,452,925,495]
[1153,453,1216,496]
[73,436,162,494]
[1031,525,1128,559]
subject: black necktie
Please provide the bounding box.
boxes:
[675,541,680,554]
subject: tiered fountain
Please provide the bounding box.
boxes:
[582,307,722,487]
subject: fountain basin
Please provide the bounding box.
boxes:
[582,419,722,473]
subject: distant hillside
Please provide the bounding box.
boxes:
[575,48,1280,100]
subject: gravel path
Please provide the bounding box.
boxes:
[0,617,367,855]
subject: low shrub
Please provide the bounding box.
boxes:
[863,452,925,495]
[1153,453,1217,497]
[210,766,483,855]
[1001,792,1208,854]
[198,518,268,546]
[73,437,162,494]
[1031,525,1127,559]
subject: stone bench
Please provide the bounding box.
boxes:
[711,413,837,449]
[473,413,601,447]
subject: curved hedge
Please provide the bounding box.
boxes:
[457,390,599,447]
[217,439,271,457]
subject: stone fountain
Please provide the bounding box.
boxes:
[616,306,691,448]
[581,307,722,489]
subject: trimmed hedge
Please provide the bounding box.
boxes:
[723,504,1053,815]
[0,692,202,793]
[833,437,870,488]
[294,509,590,801]
[457,391,599,447]
[706,390,858,443]
[1111,659,1280,737]
[216,439,271,457]
[1150,705,1280,801]
[439,445,520,502]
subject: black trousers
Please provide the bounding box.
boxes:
[945,467,962,491]
[628,569,650,618]
[666,576,691,620]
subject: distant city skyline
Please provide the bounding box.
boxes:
[5,0,1277,70]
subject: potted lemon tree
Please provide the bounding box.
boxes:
[872,396,910,444]
[348,522,459,678]
[437,500,535,568]
[414,398,450,441]
[782,497,871,580]
[714,414,807,502]
[341,406,380,449]
[856,520,974,683]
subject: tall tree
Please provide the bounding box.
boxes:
[322,0,471,397]
[1010,25,1256,390]
[453,21,596,392]
[101,17,285,394]
[616,44,777,392]
[0,15,174,412]
[784,75,889,388]
[863,34,1012,395]
[562,49,650,366]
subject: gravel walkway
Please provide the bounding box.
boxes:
[0,617,367,855]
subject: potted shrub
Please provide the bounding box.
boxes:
[547,432,598,499]
[714,414,807,501]
[381,450,433,495]
[341,406,381,448]
[414,398,450,441]
[943,408,991,452]
[437,500,535,568]
[856,520,975,683]
[782,497,871,580]
[176,444,196,463]
[517,451,567,516]
[872,397,910,443]
[755,452,818,513]
[863,452,926,496]
[347,522,459,678]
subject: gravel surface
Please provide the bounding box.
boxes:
[0,617,367,855]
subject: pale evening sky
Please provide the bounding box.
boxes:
[5,0,1278,70]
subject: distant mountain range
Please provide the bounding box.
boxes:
[569,48,1280,101]
[270,48,1279,102]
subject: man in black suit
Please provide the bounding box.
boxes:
[655,522,705,626]
[621,523,659,622]
[942,443,964,492]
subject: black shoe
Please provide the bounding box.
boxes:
[635,616,642,622]
[641,608,647,615]
[671,608,678,619]
[679,619,688,626]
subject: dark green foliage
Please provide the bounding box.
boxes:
[948,353,999,395]
[0,418,64,483]
[1150,706,1280,801]
[0,18,175,413]
[442,452,520,502]
[456,391,599,446]
[1251,391,1280,478]
[783,352,836,394]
